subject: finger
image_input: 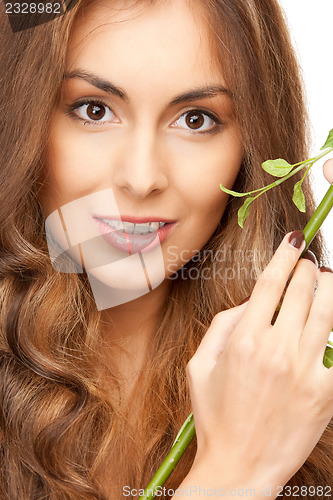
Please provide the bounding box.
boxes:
[323,158,333,184]
[189,301,249,374]
[273,253,317,343]
[300,267,333,366]
[237,231,306,330]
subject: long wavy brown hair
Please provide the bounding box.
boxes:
[0,0,332,498]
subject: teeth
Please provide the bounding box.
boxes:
[102,219,166,235]
[102,219,124,231]
[149,222,160,232]
[133,223,151,235]
[122,221,135,234]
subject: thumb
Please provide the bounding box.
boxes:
[189,300,249,375]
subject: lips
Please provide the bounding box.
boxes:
[92,217,177,254]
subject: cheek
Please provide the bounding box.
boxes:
[45,120,111,208]
[172,131,243,218]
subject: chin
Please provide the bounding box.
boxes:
[85,254,166,310]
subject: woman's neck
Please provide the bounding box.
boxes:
[98,279,172,397]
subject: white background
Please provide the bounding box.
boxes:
[278,0,333,263]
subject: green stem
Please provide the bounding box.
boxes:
[302,183,333,251]
[245,150,328,199]
[139,182,333,500]
[139,414,195,499]
[220,148,333,199]
[301,162,315,183]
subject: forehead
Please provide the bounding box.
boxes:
[66,0,224,94]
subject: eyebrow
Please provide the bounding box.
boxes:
[62,69,233,105]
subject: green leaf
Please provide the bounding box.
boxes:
[320,128,333,150]
[292,180,306,212]
[323,345,333,369]
[220,184,248,197]
[261,159,293,177]
[238,197,254,228]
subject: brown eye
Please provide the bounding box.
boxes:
[173,109,219,133]
[86,104,106,120]
[72,101,116,125]
[185,111,205,129]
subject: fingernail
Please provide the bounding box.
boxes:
[302,250,318,266]
[288,230,305,249]
[239,296,250,305]
[319,265,333,273]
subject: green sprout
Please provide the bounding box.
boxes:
[139,129,333,500]
[220,129,333,228]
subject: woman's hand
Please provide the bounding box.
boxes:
[186,232,333,495]
[323,158,333,183]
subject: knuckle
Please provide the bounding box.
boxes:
[257,270,282,292]
[320,271,333,287]
[298,257,318,271]
[211,311,226,326]
[299,382,319,404]
[313,303,332,323]
[186,358,194,375]
[186,357,200,380]
[227,333,257,359]
[301,385,329,416]
[256,273,272,291]
[260,349,292,377]
[287,281,314,303]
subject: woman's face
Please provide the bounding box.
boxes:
[43,0,243,308]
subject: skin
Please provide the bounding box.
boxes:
[323,158,333,183]
[179,233,333,497]
[42,0,333,494]
[43,0,243,385]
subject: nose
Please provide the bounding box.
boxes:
[113,128,169,199]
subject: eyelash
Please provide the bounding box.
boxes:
[65,98,224,135]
